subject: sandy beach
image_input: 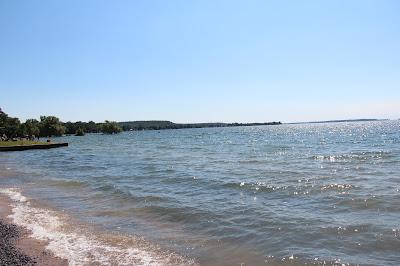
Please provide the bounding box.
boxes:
[0,165,195,266]
[0,188,67,266]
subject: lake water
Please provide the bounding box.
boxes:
[1,121,400,265]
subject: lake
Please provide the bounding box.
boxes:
[1,121,400,265]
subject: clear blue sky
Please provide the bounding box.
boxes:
[1,0,399,123]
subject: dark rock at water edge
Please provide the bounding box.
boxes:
[0,219,36,265]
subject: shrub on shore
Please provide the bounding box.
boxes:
[75,128,85,136]
[101,120,122,134]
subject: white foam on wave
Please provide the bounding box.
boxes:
[0,188,28,203]
[0,188,195,266]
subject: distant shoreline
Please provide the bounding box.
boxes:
[286,118,387,125]
[117,119,390,131]
[118,121,282,131]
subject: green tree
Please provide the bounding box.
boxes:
[39,116,66,137]
[75,127,85,136]
[64,121,76,135]
[23,119,40,137]
[101,120,122,134]
[86,121,99,133]
[0,108,21,138]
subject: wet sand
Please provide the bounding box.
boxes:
[0,193,68,266]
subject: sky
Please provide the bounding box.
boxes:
[0,0,399,123]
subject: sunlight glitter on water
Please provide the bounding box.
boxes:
[0,120,400,265]
[0,188,196,266]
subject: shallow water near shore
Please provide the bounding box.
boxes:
[1,121,400,265]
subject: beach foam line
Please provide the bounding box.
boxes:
[0,188,196,266]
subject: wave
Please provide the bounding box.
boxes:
[0,188,197,266]
[44,179,89,189]
[223,180,285,192]
[336,195,383,210]
[222,180,359,198]
[320,183,355,191]
[311,151,394,162]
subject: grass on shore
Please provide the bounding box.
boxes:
[0,140,50,147]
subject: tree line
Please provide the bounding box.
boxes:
[1,107,282,139]
[0,108,122,138]
[119,121,282,131]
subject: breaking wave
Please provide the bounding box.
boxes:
[0,188,196,266]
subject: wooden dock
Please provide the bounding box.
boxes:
[0,142,68,152]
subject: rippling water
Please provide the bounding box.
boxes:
[1,121,400,265]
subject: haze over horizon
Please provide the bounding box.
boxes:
[1,0,399,123]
